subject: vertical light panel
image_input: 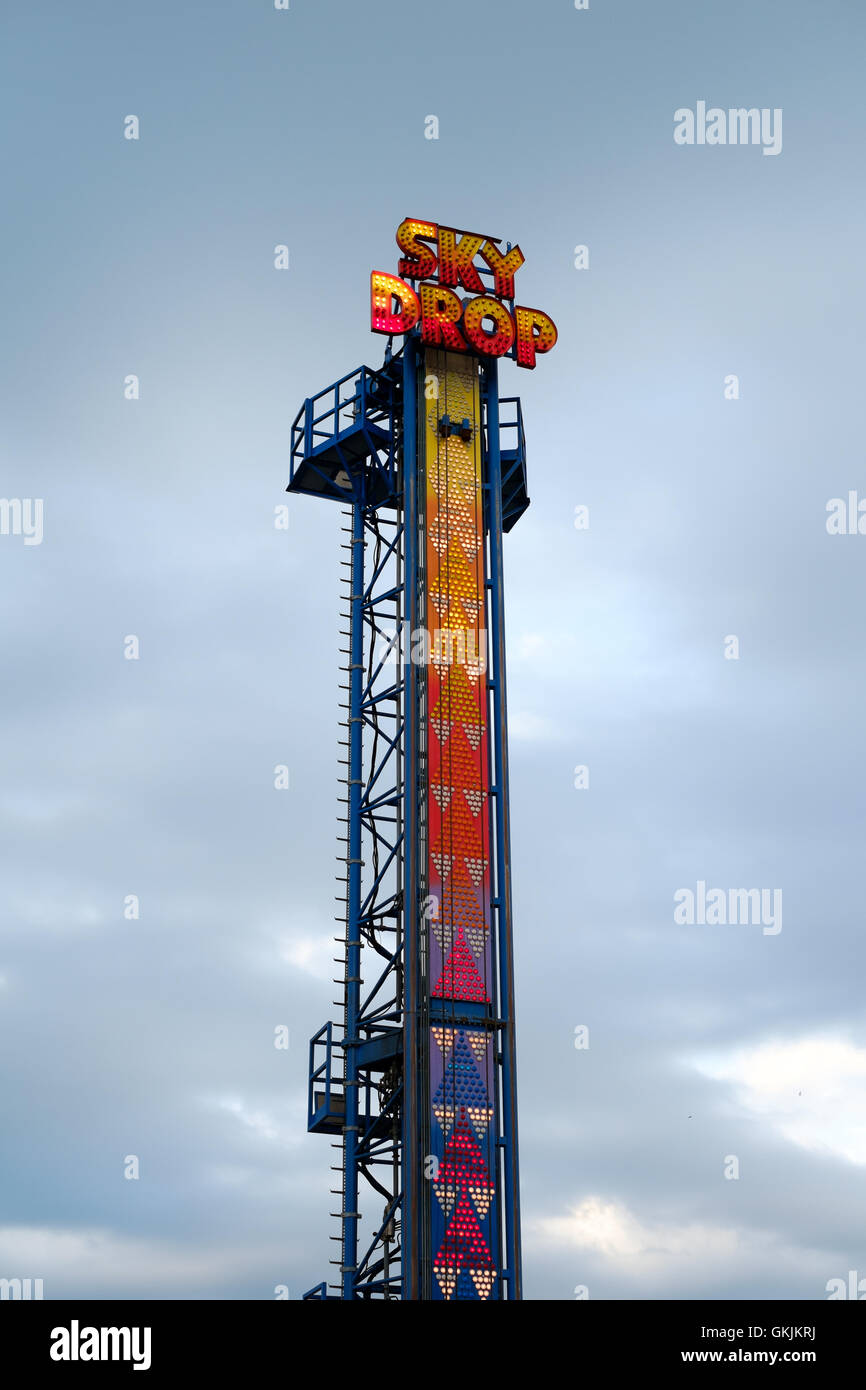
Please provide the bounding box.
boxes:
[422,348,498,1300]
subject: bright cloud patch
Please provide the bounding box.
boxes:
[277,932,334,980]
[691,1035,866,1166]
[533,1196,738,1265]
[208,1094,303,1149]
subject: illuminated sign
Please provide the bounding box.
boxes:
[371,219,558,370]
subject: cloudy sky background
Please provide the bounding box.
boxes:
[1,0,865,1299]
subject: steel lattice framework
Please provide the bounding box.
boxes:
[289,233,544,1298]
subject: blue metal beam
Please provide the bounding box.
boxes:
[341,501,366,1297]
[482,358,523,1299]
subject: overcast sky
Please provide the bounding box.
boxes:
[1,0,865,1300]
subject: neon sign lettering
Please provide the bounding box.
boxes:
[371,219,558,370]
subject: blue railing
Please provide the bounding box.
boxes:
[307,1020,343,1132]
[498,396,526,464]
[291,365,393,469]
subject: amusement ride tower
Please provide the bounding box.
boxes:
[288,220,557,1300]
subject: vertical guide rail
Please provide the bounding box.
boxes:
[482,359,523,1299]
[401,336,421,1300]
[342,499,366,1298]
[295,324,538,1300]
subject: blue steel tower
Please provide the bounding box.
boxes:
[289,219,557,1300]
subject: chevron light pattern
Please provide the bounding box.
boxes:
[423,349,497,1299]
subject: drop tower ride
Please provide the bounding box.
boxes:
[289,220,557,1300]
